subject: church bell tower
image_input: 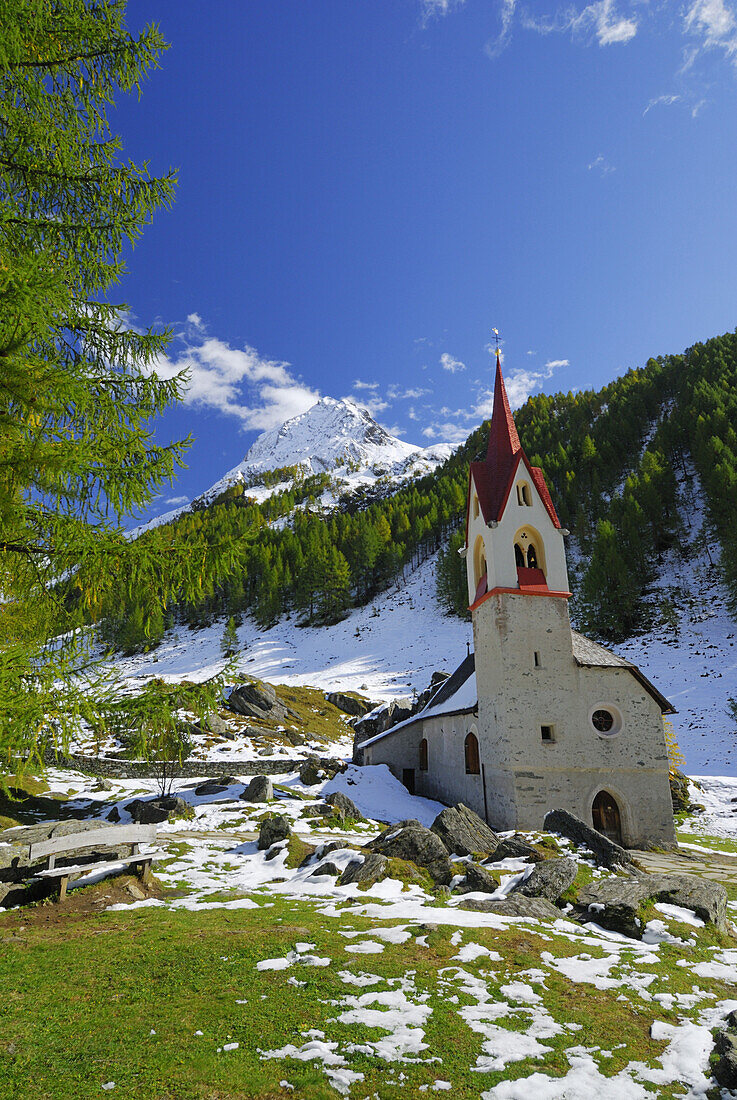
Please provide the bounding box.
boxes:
[464,346,575,829]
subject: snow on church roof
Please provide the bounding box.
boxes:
[359,653,477,750]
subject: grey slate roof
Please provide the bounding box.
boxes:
[422,652,476,713]
[571,630,675,714]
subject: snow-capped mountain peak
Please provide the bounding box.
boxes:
[198,396,452,506]
[241,396,417,475]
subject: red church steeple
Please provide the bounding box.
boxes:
[467,346,561,532]
[486,349,521,464]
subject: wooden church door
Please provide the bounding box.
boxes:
[592,790,623,846]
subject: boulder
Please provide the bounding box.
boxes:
[194,778,231,796]
[544,808,633,869]
[241,775,273,803]
[126,796,193,824]
[456,863,500,895]
[431,804,499,857]
[458,894,562,921]
[258,814,291,850]
[576,872,728,937]
[513,857,578,902]
[339,852,388,886]
[713,1030,737,1090]
[325,791,363,821]
[226,680,288,722]
[299,757,325,787]
[491,835,543,863]
[368,823,452,886]
[309,861,341,879]
[327,691,374,717]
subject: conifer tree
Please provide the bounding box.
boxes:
[220,617,239,659]
[0,0,239,769]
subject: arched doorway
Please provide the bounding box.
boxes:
[592,790,623,846]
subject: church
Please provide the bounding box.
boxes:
[359,352,677,849]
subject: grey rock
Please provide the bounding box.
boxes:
[205,711,230,736]
[368,823,452,885]
[226,680,287,722]
[325,791,363,821]
[712,1029,737,1089]
[352,699,414,761]
[126,796,192,824]
[456,863,500,895]
[309,861,341,878]
[327,691,373,717]
[241,775,273,803]
[316,840,342,859]
[339,852,388,886]
[258,814,291,850]
[194,779,228,796]
[514,857,578,903]
[576,872,728,937]
[491,835,543,863]
[544,808,633,869]
[285,730,305,747]
[299,757,324,787]
[458,894,562,921]
[431,804,499,857]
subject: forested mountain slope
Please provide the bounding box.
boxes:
[100,331,737,653]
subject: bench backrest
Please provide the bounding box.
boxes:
[28,824,158,861]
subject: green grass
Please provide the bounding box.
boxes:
[1,883,734,1100]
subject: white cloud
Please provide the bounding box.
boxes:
[685,0,737,60]
[186,312,205,330]
[422,420,470,444]
[150,332,319,432]
[387,384,431,400]
[348,393,390,416]
[473,357,568,415]
[352,379,379,390]
[643,93,681,116]
[575,0,638,45]
[166,495,189,506]
[421,0,465,20]
[520,1,637,46]
[440,352,466,373]
[485,0,517,58]
[588,152,616,175]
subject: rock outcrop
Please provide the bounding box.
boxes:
[513,857,578,902]
[543,808,633,869]
[325,791,363,821]
[257,815,291,850]
[226,680,289,722]
[339,852,388,886]
[431,804,499,857]
[326,692,374,717]
[241,775,273,803]
[576,872,728,936]
[367,822,452,885]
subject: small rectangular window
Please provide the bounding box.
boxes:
[541,724,555,743]
[534,651,542,668]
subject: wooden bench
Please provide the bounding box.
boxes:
[29,824,161,900]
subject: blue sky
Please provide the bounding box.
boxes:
[113,1,737,520]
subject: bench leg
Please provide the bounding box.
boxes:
[137,860,152,885]
[58,875,69,902]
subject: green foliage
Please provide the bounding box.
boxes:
[220,616,239,659]
[436,528,470,617]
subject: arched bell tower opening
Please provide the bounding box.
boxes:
[513,525,546,578]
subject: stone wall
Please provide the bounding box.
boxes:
[43,747,303,780]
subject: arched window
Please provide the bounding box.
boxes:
[473,536,487,599]
[513,526,546,577]
[419,738,428,771]
[516,482,532,506]
[473,494,480,519]
[464,732,480,775]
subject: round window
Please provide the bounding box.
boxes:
[592,709,614,733]
[589,705,622,737]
